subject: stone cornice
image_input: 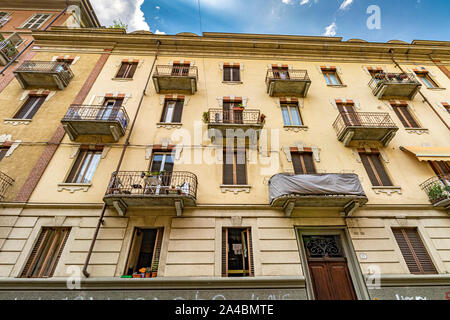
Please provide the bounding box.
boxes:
[366,274,450,287]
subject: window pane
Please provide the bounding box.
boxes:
[82,152,101,183]
[164,102,175,122]
[323,73,331,85]
[329,73,339,85]
[289,106,302,126]
[281,107,291,125]
[150,154,164,172]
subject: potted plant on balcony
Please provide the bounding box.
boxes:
[202,111,209,123]
[375,73,385,80]
[233,103,244,111]
[427,184,444,202]
[260,113,266,125]
[387,73,396,80]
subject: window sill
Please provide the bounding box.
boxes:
[111,77,134,81]
[405,128,429,135]
[372,186,402,196]
[283,125,308,132]
[57,183,91,193]
[426,87,446,91]
[222,81,243,85]
[3,118,31,126]
[327,84,347,88]
[220,185,251,194]
[156,122,182,129]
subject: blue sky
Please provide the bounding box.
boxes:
[91,1,450,43]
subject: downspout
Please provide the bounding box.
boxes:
[0,5,69,76]
[389,49,450,130]
[82,40,161,278]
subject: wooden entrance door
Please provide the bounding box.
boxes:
[303,235,357,300]
[337,103,361,126]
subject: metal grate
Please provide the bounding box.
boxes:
[368,72,420,93]
[63,105,130,130]
[333,112,397,137]
[153,65,198,79]
[0,171,13,201]
[207,108,262,125]
[265,69,310,85]
[420,175,450,205]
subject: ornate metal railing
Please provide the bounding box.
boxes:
[0,33,23,62]
[15,60,74,81]
[0,171,14,201]
[265,69,310,85]
[333,112,397,137]
[63,105,130,130]
[368,73,420,92]
[153,65,198,79]
[207,108,263,125]
[420,175,450,205]
[106,171,198,200]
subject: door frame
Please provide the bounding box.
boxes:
[295,227,370,300]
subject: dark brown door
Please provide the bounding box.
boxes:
[337,103,361,126]
[303,235,357,300]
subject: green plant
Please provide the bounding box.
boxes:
[151,258,159,272]
[141,170,165,178]
[427,184,444,201]
[108,19,128,31]
[202,111,209,123]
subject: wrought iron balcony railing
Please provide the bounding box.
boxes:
[333,112,398,138]
[14,60,74,89]
[0,171,14,201]
[153,65,198,79]
[106,171,198,200]
[207,108,263,126]
[420,175,450,207]
[63,105,130,130]
[265,69,310,84]
[368,72,421,98]
[0,33,23,64]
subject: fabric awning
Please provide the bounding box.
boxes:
[400,146,450,162]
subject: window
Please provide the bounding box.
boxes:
[414,71,438,88]
[171,63,190,76]
[281,103,302,126]
[322,68,342,85]
[124,228,164,277]
[222,100,243,124]
[56,57,75,65]
[223,65,240,82]
[21,13,52,29]
[359,151,393,186]
[222,228,254,277]
[271,67,290,80]
[0,12,11,27]
[116,61,138,79]
[392,228,437,274]
[0,147,9,161]
[429,161,450,176]
[14,95,46,119]
[392,104,420,128]
[150,152,174,173]
[66,148,102,184]
[21,227,71,278]
[160,99,183,123]
[223,148,247,185]
[442,102,450,114]
[98,98,123,120]
[291,152,316,174]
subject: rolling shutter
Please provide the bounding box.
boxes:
[222,228,228,277]
[393,228,437,274]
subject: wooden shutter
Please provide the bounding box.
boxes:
[292,153,303,174]
[393,228,437,274]
[232,66,240,81]
[393,105,419,128]
[429,161,450,176]
[303,153,316,174]
[247,228,254,277]
[223,149,234,185]
[116,63,128,78]
[21,227,70,278]
[65,149,87,183]
[151,228,164,274]
[0,148,8,162]
[235,149,247,185]
[360,152,392,186]
[369,153,392,186]
[127,63,138,78]
[15,96,45,119]
[172,100,184,123]
[222,228,228,277]
[292,152,316,174]
[124,228,144,275]
[223,66,231,81]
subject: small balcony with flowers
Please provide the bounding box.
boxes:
[368,72,421,100]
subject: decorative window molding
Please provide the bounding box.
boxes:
[20,90,55,102]
[372,186,402,196]
[275,97,304,108]
[219,62,244,71]
[0,134,21,157]
[217,96,248,107]
[57,183,91,193]
[283,125,309,132]
[156,122,182,129]
[51,55,80,65]
[115,58,143,68]
[352,147,389,163]
[220,185,251,194]
[405,128,429,135]
[159,94,190,106]
[169,60,195,66]
[96,93,131,105]
[268,63,293,71]
[330,98,361,110]
[282,144,320,162]
[363,66,387,76]
[3,119,31,126]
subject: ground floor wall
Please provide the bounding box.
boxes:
[0,205,449,300]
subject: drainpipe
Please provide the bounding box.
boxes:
[0,5,69,76]
[82,40,161,278]
[389,49,450,131]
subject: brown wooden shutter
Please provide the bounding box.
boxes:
[393,106,419,128]
[15,96,45,119]
[369,153,392,186]
[21,227,70,278]
[223,150,234,185]
[116,63,128,78]
[151,227,164,274]
[291,153,303,174]
[232,66,240,81]
[235,149,247,185]
[303,153,316,174]
[223,66,231,81]
[65,149,87,183]
[124,228,144,275]
[247,228,254,277]
[172,100,184,123]
[127,63,138,78]
[393,228,437,274]
[222,228,228,277]
[360,152,392,186]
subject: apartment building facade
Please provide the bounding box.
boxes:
[0,27,449,300]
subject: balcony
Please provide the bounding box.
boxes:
[265,69,311,97]
[333,112,398,147]
[269,173,368,217]
[368,73,421,100]
[152,65,198,94]
[14,61,74,90]
[420,175,450,209]
[61,105,129,142]
[103,171,198,216]
[0,172,14,201]
[0,33,23,65]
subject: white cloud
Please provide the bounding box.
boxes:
[155,30,166,35]
[156,6,160,10]
[90,0,150,31]
[339,0,354,10]
[300,0,309,4]
[323,22,337,36]
[282,0,293,4]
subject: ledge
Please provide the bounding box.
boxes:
[283,125,308,132]
[426,87,446,91]
[156,122,182,129]
[222,81,243,85]
[372,186,402,196]
[220,185,251,194]
[405,128,429,135]
[111,77,134,81]
[327,84,347,88]
[3,118,31,126]
[57,183,91,193]
[0,276,306,290]
[365,274,450,287]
